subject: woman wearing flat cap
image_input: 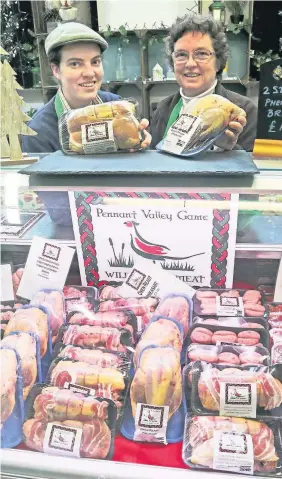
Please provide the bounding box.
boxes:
[151,13,257,152]
[22,22,151,153]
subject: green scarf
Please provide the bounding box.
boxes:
[54,91,66,118]
[163,98,183,138]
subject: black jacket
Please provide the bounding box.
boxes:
[151,83,258,152]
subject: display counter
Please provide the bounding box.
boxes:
[1,151,282,479]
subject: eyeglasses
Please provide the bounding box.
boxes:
[172,50,215,64]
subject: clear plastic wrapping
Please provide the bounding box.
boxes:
[182,415,282,475]
[155,293,192,338]
[193,316,268,329]
[31,289,66,343]
[59,99,143,155]
[187,343,270,366]
[23,384,117,459]
[1,331,41,399]
[194,288,266,318]
[63,285,98,313]
[99,283,122,299]
[188,322,269,349]
[0,347,24,448]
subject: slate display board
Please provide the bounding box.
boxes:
[20,149,259,177]
[256,58,282,140]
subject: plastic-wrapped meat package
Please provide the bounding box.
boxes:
[194,289,266,317]
[68,309,137,344]
[1,348,18,424]
[131,346,182,423]
[61,324,131,352]
[155,294,191,337]
[12,267,24,297]
[187,343,270,366]
[23,385,116,459]
[270,328,282,344]
[4,306,49,357]
[1,332,41,399]
[56,344,131,372]
[268,303,282,327]
[99,285,122,299]
[188,324,267,348]
[47,358,127,413]
[183,416,281,474]
[272,343,282,365]
[193,316,266,329]
[32,289,65,343]
[134,317,183,366]
[63,286,97,313]
[195,365,282,412]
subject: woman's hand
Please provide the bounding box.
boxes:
[214,113,247,150]
[139,118,152,149]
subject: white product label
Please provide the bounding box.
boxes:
[216,295,244,316]
[63,381,95,396]
[17,236,75,300]
[65,298,85,312]
[220,378,257,418]
[43,422,82,457]
[163,114,204,154]
[81,121,117,153]
[213,431,254,475]
[133,403,169,444]
[0,264,14,302]
[118,259,195,299]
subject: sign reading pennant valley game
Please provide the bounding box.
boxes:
[69,192,238,288]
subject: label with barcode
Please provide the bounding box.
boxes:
[163,114,204,154]
[43,422,82,457]
[213,431,254,475]
[220,378,257,418]
[216,296,244,316]
[133,403,169,444]
[82,121,117,153]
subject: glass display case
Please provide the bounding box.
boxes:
[1,161,282,479]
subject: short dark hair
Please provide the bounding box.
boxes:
[167,13,229,76]
[47,45,62,66]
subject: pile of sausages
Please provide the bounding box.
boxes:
[187,345,267,365]
[194,289,265,317]
[190,327,262,346]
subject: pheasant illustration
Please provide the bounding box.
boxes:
[124,221,205,261]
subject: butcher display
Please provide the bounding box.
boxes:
[134,318,183,366]
[32,386,109,422]
[49,360,125,402]
[197,367,282,411]
[31,290,65,342]
[1,348,18,424]
[187,344,270,365]
[23,417,111,459]
[189,326,264,347]
[57,345,128,369]
[183,416,280,473]
[4,307,49,357]
[156,295,190,337]
[131,347,182,419]
[62,324,128,352]
[194,289,265,317]
[1,332,38,399]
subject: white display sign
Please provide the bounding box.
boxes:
[17,236,75,300]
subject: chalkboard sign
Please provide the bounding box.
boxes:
[256,58,282,141]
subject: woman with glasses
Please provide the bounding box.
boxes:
[151,14,257,151]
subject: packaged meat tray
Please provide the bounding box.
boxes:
[31,289,66,343]
[272,342,282,365]
[186,343,270,366]
[155,293,193,338]
[134,315,183,367]
[46,357,130,426]
[0,347,24,448]
[96,297,158,336]
[188,322,269,349]
[1,331,42,399]
[53,343,132,376]
[268,303,282,328]
[188,361,282,417]
[1,309,15,338]
[193,316,268,330]
[182,415,282,475]
[67,308,138,344]
[99,282,122,300]
[194,288,266,318]
[64,285,98,313]
[4,305,53,380]
[59,99,143,155]
[23,384,117,459]
[270,329,282,344]
[121,345,186,444]
[57,323,132,353]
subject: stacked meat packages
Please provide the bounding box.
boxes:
[121,293,192,444]
[182,288,282,476]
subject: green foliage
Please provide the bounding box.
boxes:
[250,50,280,71]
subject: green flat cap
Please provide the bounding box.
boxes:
[45,22,108,55]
